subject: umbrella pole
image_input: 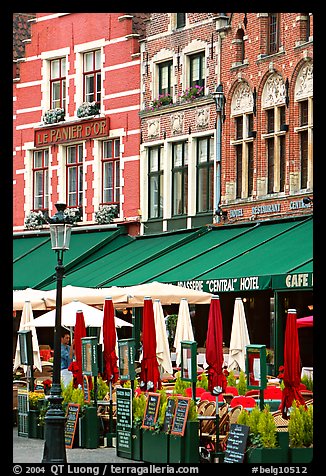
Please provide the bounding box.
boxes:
[109,380,113,437]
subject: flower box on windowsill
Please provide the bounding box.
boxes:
[77,101,100,118]
[43,108,65,125]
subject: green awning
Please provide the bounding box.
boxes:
[13,228,130,290]
[14,216,313,293]
[56,227,203,288]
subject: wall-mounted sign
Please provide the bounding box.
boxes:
[118,339,135,381]
[245,344,267,390]
[18,330,33,366]
[116,387,132,456]
[181,341,197,383]
[34,116,109,147]
[81,337,98,377]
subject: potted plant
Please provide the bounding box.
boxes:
[43,107,65,124]
[236,370,247,395]
[142,389,170,463]
[288,403,313,463]
[28,391,45,438]
[130,391,147,461]
[37,398,49,439]
[246,405,289,463]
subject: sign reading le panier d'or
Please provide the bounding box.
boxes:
[34,116,109,147]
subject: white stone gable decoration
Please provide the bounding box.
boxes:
[171,112,184,134]
[262,73,286,107]
[196,107,210,128]
[295,62,313,100]
[231,82,253,115]
[148,119,160,139]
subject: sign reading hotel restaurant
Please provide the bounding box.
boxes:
[177,275,271,293]
[34,116,109,147]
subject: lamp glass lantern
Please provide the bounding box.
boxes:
[50,223,72,250]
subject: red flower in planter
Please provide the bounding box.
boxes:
[43,379,52,389]
[278,365,285,379]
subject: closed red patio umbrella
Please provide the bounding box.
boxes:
[140,297,161,392]
[102,297,119,384]
[73,310,87,387]
[205,295,227,394]
[280,309,306,418]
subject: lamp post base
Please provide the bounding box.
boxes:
[42,386,67,463]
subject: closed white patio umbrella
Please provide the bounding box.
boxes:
[153,299,173,375]
[14,300,42,373]
[228,297,251,372]
[174,298,194,367]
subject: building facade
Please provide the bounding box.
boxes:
[13,12,149,236]
[13,13,313,371]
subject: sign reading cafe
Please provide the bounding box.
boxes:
[34,117,109,147]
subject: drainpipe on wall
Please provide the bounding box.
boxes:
[212,84,225,224]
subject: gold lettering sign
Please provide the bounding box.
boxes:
[34,117,109,146]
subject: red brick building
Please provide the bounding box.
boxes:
[138,13,313,233]
[13,12,149,235]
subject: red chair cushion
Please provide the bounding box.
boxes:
[225,386,239,396]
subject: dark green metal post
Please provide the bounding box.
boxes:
[42,252,67,463]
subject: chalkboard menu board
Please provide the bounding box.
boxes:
[224,423,250,463]
[170,397,190,436]
[64,403,80,449]
[116,387,132,455]
[162,397,176,433]
[142,392,161,429]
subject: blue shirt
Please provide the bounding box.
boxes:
[61,343,72,370]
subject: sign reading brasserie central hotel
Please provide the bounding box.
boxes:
[34,117,109,147]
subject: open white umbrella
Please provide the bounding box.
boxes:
[13,288,52,311]
[45,285,129,307]
[14,300,42,372]
[228,297,251,372]
[119,281,212,307]
[24,300,133,329]
[153,299,173,375]
[174,298,194,367]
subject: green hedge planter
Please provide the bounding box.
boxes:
[142,429,169,463]
[289,447,313,463]
[79,406,100,449]
[246,432,289,463]
[28,410,43,439]
[131,426,143,461]
[169,421,199,464]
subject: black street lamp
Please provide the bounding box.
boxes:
[42,203,72,463]
[212,84,225,224]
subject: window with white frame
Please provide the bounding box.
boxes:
[50,57,66,110]
[196,136,214,212]
[262,73,288,195]
[189,52,205,90]
[66,144,84,208]
[102,139,120,206]
[158,60,173,97]
[172,141,188,216]
[148,146,163,219]
[33,149,49,210]
[83,50,101,103]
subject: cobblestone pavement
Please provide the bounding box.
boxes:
[12,427,139,464]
